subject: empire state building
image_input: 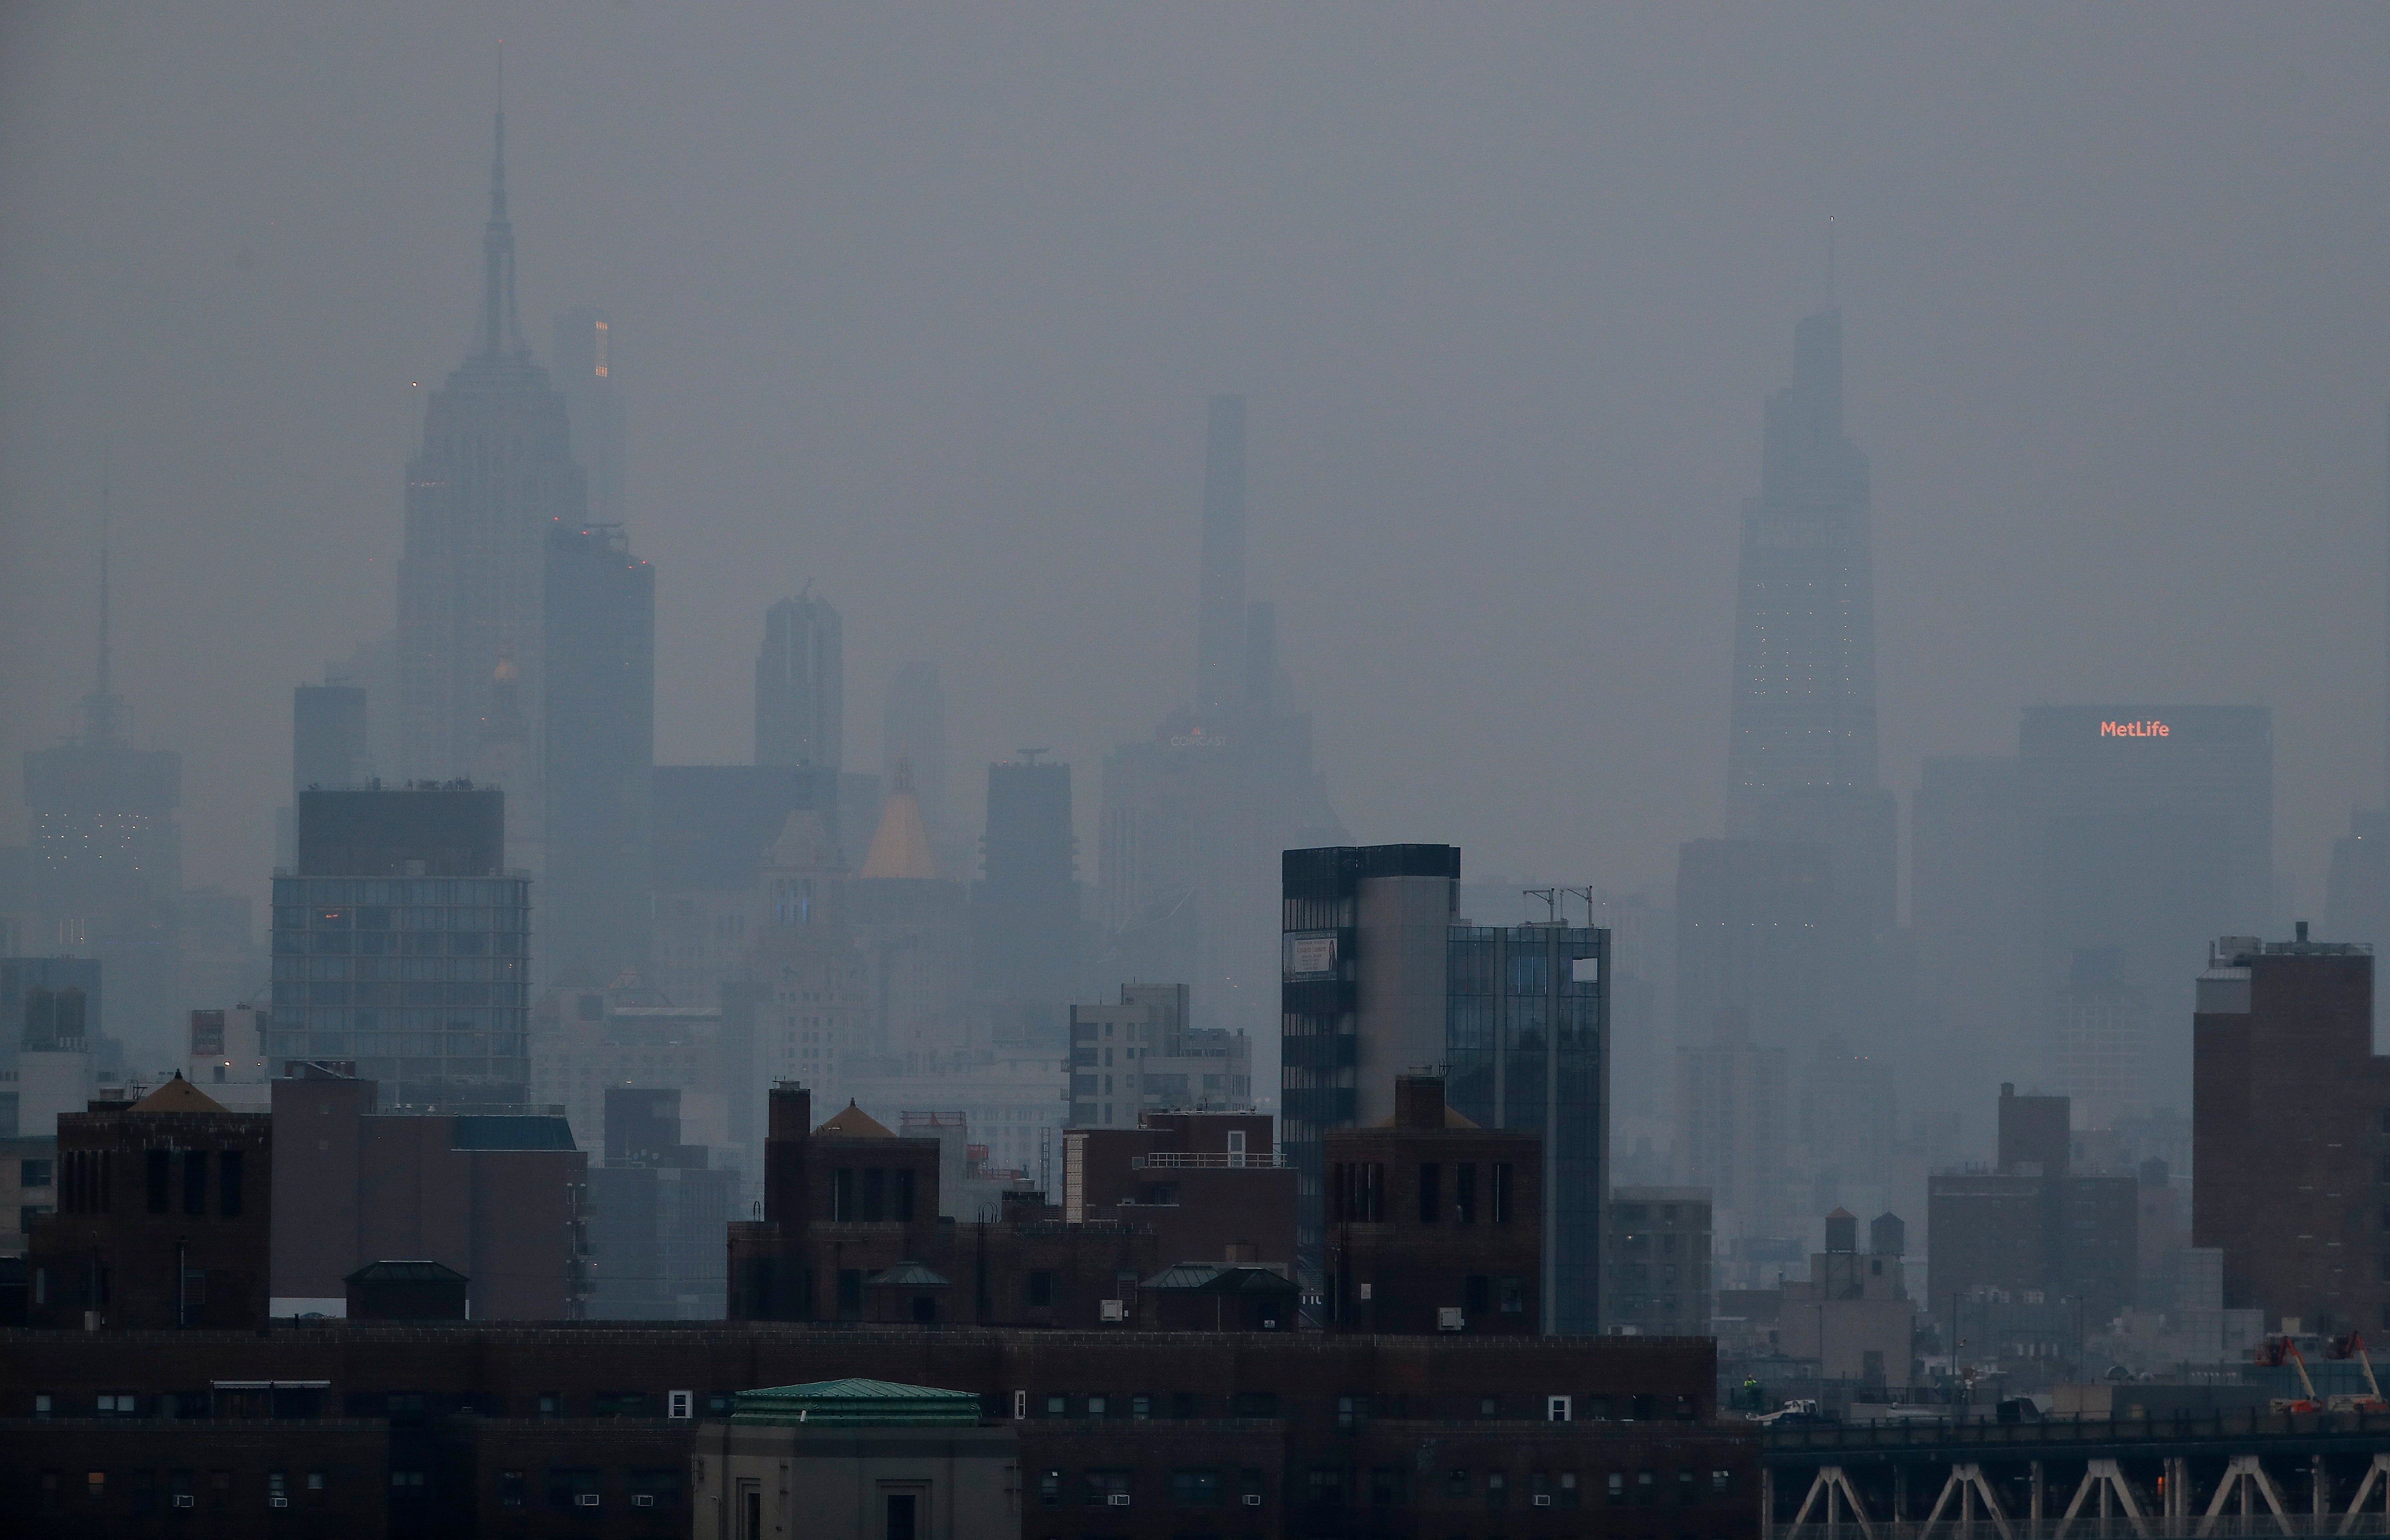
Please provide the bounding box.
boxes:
[396,110,587,862]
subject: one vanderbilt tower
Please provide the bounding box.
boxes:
[396,106,588,873]
[1724,309,1878,828]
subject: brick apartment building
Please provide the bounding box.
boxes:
[2194,929,2390,1333]
[1323,1075,1541,1334]
[27,1077,271,1330]
[0,1321,1747,1540]
[270,1064,586,1319]
[731,1085,1300,1328]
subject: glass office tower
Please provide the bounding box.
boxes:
[1446,921,1607,1335]
[271,787,530,1107]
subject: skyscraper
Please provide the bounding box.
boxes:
[542,522,655,983]
[396,111,588,870]
[974,760,1079,1004]
[1445,917,1609,1334]
[1099,397,1347,1042]
[1726,309,1878,828]
[24,548,181,1063]
[552,305,625,526]
[2018,705,2273,1109]
[272,786,529,1108]
[1282,844,1456,1305]
[754,594,843,773]
[292,684,367,795]
[1197,395,1247,720]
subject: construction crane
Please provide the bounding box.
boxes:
[2328,1332,2390,1413]
[2254,1335,2320,1414]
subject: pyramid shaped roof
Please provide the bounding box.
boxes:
[858,781,938,880]
[132,1075,229,1115]
[814,1100,895,1138]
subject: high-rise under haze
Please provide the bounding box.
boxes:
[542,523,655,984]
[1099,397,1347,1042]
[974,760,1079,1004]
[23,548,181,1063]
[552,305,625,526]
[396,111,589,876]
[754,594,844,773]
[272,786,530,1108]
[1725,309,1878,829]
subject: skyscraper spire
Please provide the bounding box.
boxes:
[478,85,522,357]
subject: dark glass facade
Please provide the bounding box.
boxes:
[270,874,531,1106]
[1446,922,1607,1334]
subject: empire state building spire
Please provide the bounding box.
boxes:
[478,108,523,357]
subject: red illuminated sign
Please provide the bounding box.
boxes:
[2099,720,2169,738]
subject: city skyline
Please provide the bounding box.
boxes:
[8,9,2390,926]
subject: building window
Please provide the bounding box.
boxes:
[219,1151,244,1217]
[1465,1275,1490,1316]
[1491,1162,1513,1224]
[1037,1470,1062,1507]
[499,1471,526,1508]
[1499,1276,1525,1313]
[1171,1468,1221,1506]
[1486,1471,1508,1509]
[1082,1470,1131,1506]
[1455,1163,1477,1223]
[1446,1469,1470,1498]
[1418,1164,1441,1223]
[21,1159,52,1188]
[146,1150,170,1214]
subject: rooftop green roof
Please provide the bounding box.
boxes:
[731,1378,983,1428]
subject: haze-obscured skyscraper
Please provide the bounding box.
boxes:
[2018,705,2273,1110]
[1100,397,1347,1042]
[1726,309,1878,830]
[273,786,529,1108]
[754,594,843,774]
[552,305,625,525]
[292,684,367,794]
[542,523,654,984]
[974,760,1079,1004]
[1912,755,2028,1121]
[396,111,588,873]
[24,549,181,1063]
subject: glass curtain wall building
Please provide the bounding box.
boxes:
[272,787,531,1107]
[1446,921,1607,1335]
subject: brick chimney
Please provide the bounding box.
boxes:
[1394,1075,1445,1131]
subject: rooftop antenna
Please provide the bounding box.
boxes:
[1522,888,1557,923]
[1561,885,1597,928]
[1017,746,1049,764]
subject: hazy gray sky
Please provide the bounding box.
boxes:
[6,5,2389,919]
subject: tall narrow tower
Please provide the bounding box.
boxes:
[1196,395,1247,721]
[1725,310,1877,830]
[395,110,588,860]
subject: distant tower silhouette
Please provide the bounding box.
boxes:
[23,538,183,1060]
[395,106,588,870]
[754,593,844,772]
[1725,310,1877,829]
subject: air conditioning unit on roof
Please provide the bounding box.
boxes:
[575,1492,600,1507]
[1099,1298,1126,1322]
[1106,1492,1131,1507]
[1243,1492,1264,1507]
